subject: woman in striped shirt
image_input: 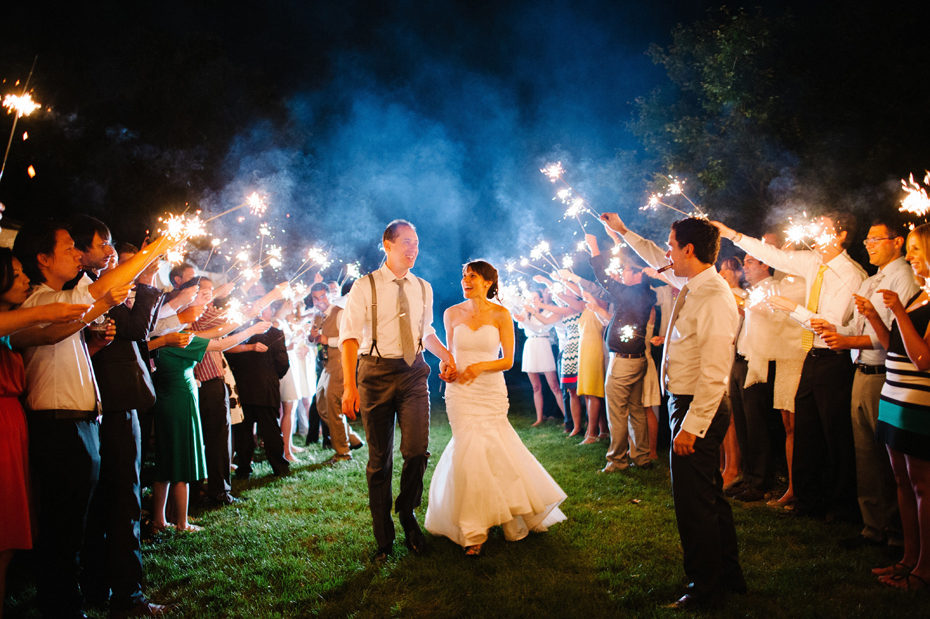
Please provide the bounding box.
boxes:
[861,222,930,591]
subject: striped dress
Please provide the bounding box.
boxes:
[558,312,581,387]
[877,294,930,461]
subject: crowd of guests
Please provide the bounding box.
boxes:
[2,205,930,619]
[514,209,929,593]
[0,212,360,619]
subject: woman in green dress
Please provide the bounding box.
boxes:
[150,320,270,532]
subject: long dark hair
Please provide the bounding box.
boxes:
[463,260,499,300]
[0,247,16,296]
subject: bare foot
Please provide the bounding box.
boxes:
[291,445,306,454]
[568,429,583,437]
[531,420,543,427]
[152,522,174,534]
[177,523,203,533]
[285,454,299,463]
[872,562,913,577]
[465,544,482,556]
[579,436,599,445]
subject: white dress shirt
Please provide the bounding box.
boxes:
[338,264,437,358]
[835,256,918,365]
[622,230,740,437]
[733,235,867,349]
[20,280,98,412]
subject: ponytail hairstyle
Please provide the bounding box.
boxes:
[463,260,499,301]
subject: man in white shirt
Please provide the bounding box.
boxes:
[602,213,744,610]
[713,213,867,522]
[340,220,455,561]
[813,217,917,547]
[12,218,176,619]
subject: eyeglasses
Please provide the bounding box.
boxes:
[863,237,893,246]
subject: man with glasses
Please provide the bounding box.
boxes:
[812,217,916,548]
[713,213,866,522]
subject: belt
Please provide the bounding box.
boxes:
[29,409,97,422]
[855,363,886,375]
[528,335,549,339]
[807,348,845,357]
[611,352,646,359]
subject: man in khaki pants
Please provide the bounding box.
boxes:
[310,282,364,464]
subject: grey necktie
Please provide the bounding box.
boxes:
[395,278,416,366]
[659,284,689,394]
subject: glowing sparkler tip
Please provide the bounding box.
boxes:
[540,162,564,182]
[246,192,267,217]
[2,93,41,117]
[619,325,635,342]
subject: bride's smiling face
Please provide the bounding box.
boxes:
[461,267,491,300]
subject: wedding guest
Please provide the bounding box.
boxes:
[714,214,866,521]
[78,235,170,618]
[605,213,745,609]
[725,255,780,502]
[149,316,272,532]
[309,282,364,464]
[862,223,930,591]
[227,303,292,479]
[586,234,657,472]
[719,255,745,490]
[12,219,176,619]
[814,217,917,546]
[0,248,90,619]
[513,292,565,426]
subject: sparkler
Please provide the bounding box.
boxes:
[222,298,247,325]
[202,238,222,272]
[540,161,603,219]
[337,261,362,287]
[266,245,283,270]
[1,56,39,185]
[605,257,624,278]
[619,325,638,342]
[640,176,708,219]
[290,247,332,282]
[899,172,930,218]
[202,191,273,223]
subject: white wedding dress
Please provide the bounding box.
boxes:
[425,324,567,547]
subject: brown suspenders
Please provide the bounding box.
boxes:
[366,272,427,358]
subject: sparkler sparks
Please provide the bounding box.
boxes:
[247,192,267,217]
[224,299,246,325]
[2,93,40,117]
[606,257,623,278]
[562,255,574,269]
[266,245,283,270]
[619,325,636,342]
[900,172,930,217]
[530,241,550,261]
[541,162,564,182]
[345,262,361,281]
[159,213,207,241]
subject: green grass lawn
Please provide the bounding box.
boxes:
[6,393,927,618]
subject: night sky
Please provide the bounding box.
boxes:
[1,0,929,310]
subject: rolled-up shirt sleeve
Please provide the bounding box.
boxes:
[622,230,689,290]
[338,281,368,350]
[422,280,437,339]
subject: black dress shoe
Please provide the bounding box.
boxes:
[665,594,703,611]
[399,515,429,556]
[724,482,748,497]
[373,544,393,563]
[350,441,365,451]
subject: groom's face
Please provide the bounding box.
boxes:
[385,225,419,270]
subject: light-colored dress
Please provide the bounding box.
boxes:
[576,309,606,398]
[519,316,556,373]
[425,324,567,547]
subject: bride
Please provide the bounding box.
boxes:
[425,260,567,556]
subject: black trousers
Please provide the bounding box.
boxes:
[669,394,744,600]
[729,357,776,491]
[197,378,232,500]
[358,354,431,549]
[305,395,331,444]
[234,404,290,477]
[80,410,145,610]
[28,415,100,619]
[793,352,858,518]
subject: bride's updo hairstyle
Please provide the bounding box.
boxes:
[463,260,499,301]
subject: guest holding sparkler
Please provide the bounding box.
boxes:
[513,289,566,426]
[810,216,917,547]
[855,223,930,591]
[0,246,91,619]
[529,275,584,436]
[718,256,746,491]
[149,304,273,533]
[585,233,656,472]
[11,219,179,619]
[713,214,866,521]
[602,212,744,609]
[309,282,364,464]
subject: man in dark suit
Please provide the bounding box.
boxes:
[227,303,291,478]
[69,218,172,619]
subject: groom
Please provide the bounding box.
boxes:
[340,220,456,561]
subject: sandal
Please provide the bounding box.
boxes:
[872,562,913,577]
[152,522,175,534]
[177,523,203,533]
[465,544,482,557]
[879,572,928,591]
